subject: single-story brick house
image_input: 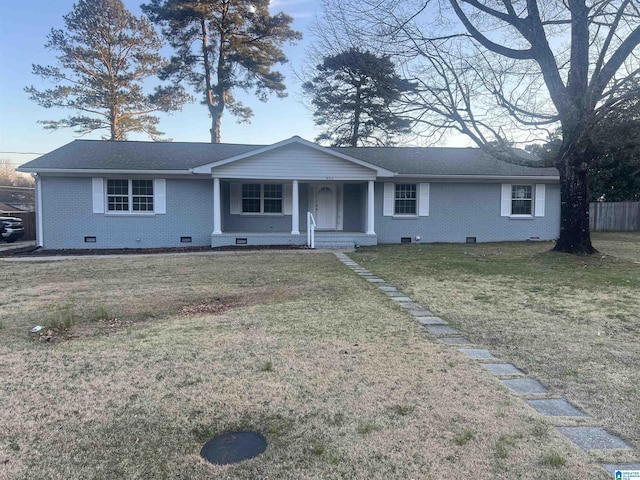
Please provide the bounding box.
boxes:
[18,136,560,249]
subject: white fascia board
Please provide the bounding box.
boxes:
[18,168,192,175]
[191,136,395,177]
[393,174,559,182]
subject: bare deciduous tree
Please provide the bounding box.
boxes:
[321,0,640,253]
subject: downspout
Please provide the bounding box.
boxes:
[32,173,44,247]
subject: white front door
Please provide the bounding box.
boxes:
[315,185,337,229]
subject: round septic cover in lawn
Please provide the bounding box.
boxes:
[200,431,267,465]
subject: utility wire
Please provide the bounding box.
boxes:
[0,185,35,190]
[0,151,45,155]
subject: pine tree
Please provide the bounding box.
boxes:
[143,0,302,143]
[26,0,190,141]
[302,48,415,147]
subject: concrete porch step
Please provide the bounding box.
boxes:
[313,233,357,248]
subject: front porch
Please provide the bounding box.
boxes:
[210,179,378,248]
[190,136,394,248]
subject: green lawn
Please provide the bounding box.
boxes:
[351,232,640,456]
[0,251,610,479]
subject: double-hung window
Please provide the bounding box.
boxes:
[394,184,417,215]
[511,185,533,215]
[107,179,154,213]
[242,183,282,214]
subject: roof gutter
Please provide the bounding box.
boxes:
[17,168,194,175]
[393,173,560,181]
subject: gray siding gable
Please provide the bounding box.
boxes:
[208,142,379,180]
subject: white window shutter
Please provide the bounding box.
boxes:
[337,185,343,230]
[230,182,241,214]
[92,178,104,213]
[535,184,546,217]
[283,183,292,214]
[500,184,511,216]
[418,183,430,216]
[383,183,394,216]
[154,179,166,214]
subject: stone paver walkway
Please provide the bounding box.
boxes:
[334,251,639,478]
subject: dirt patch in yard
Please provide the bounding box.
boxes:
[28,286,303,344]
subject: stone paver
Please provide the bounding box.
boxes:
[501,378,547,395]
[399,302,425,310]
[385,291,406,297]
[416,316,448,325]
[408,309,434,316]
[480,363,523,376]
[378,285,397,292]
[426,325,460,336]
[440,336,473,345]
[526,399,588,417]
[389,296,413,302]
[458,348,496,360]
[366,278,385,283]
[558,427,633,451]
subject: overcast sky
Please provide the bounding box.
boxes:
[0,0,321,167]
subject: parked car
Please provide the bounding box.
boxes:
[0,216,25,243]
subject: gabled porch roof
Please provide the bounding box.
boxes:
[191,136,395,180]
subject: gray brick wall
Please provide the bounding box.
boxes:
[222,181,309,232]
[40,176,560,249]
[374,181,560,244]
[41,176,213,249]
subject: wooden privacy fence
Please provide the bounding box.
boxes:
[3,211,36,240]
[589,201,640,232]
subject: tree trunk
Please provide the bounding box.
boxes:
[351,85,362,147]
[199,18,224,144]
[553,156,597,254]
[210,103,223,143]
[110,106,118,141]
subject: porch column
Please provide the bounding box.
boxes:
[291,180,300,235]
[366,180,375,235]
[213,177,222,234]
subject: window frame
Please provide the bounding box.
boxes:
[394,183,418,216]
[106,179,155,214]
[241,183,283,215]
[510,184,533,217]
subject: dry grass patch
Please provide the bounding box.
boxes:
[0,251,608,478]
[351,232,640,453]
